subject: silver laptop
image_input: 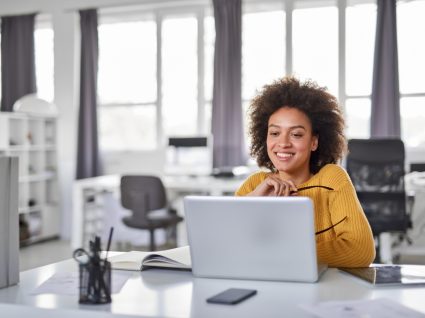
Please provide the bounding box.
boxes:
[184,196,327,283]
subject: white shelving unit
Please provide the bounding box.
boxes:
[0,112,60,245]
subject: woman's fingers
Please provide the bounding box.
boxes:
[286,180,298,195]
[266,176,297,197]
[250,175,298,197]
[265,178,281,196]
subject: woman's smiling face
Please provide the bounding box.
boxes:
[266,107,318,178]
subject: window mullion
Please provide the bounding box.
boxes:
[285,0,293,76]
[400,92,425,98]
[338,0,347,113]
[156,12,163,148]
[197,9,205,134]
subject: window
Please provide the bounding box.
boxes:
[97,1,425,153]
[35,16,54,102]
[398,0,425,147]
[97,8,214,151]
[345,1,376,96]
[241,1,375,143]
[99,105,156,150]
[98,17,157,150]
[242,7,285,101]
[162,15,198,136]
[98,19,157,104]
[293,2,338,96]
[344,1,376,139]
[242,4,285,144]
[400,97,425,147]
[203,15,215,135]
[345,98,371,139]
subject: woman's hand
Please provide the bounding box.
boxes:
[247,174,298,197]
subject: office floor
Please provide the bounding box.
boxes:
[19,239,73,272]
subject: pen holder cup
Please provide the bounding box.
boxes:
[78,259,111,304]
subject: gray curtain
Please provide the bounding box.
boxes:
[370,0,400,138]
[1,13,36,112]
[76,9,101,179]
[211,0,246,168]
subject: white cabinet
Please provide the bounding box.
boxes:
[0,112,60,244]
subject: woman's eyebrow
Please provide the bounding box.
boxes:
[268,124,281,128]
[268,124,306,130]
[289,125,306,130]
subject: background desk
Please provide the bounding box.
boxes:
[72,175,244,249]
[391,172,425,262]
[1,258,425,317]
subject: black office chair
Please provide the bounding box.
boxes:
[120,175,183,251]
[346,139,412,262]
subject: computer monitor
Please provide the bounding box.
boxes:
[165,136,212,176]
[410,163,425,172]
[168,137,208,148]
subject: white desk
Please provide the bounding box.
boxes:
[390,172,425,260]
[1,258,425,317]
[406,172,425,243]
[72,175,244,249]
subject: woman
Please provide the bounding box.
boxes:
[236,77,375,267]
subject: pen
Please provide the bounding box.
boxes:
[105,227,114,260]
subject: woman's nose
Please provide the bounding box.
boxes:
[277,135,291,147]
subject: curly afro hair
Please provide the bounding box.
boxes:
[248,76,347,174]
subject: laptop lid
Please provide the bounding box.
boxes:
[184,196,326,282]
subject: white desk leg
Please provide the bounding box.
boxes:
[379,232,393,264]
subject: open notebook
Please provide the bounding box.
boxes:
[109,246,191,271]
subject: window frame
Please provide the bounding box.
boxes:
[98,5,213,150]
[97,0,425,152]
[34,14,55,103]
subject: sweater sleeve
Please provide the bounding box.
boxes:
[234,172,267,196]
[316,176,376,268]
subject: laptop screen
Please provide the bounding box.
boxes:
[184,196,325,282]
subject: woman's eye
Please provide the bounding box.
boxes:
[269,131,279,136]
[291,133,303,138]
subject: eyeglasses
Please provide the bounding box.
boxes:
[293,185,346,235]
[290,185,334,195]
[315,216,347,235]
[297,185,334,192]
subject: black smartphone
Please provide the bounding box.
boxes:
[206,288,257,305]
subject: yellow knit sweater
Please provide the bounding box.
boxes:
[235,164,375,268]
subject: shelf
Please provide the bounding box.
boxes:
[19,234,59,247]
[29,145,56,151]
[19,171,56,183]
[19,205,43,214]
[19,202,60,212]
[7,145,57,152]
[7,145,30,151]
[1,112,60,244]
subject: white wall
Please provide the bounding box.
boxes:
[102,150,166,175]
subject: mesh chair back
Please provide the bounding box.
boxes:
[346,139,409,235]
[120,175,167,213]
[120,175,182,250]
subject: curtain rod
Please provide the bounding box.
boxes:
[0,11,40,18]
[63,0,209,13]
